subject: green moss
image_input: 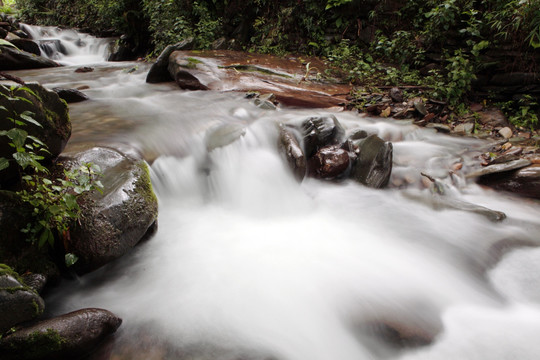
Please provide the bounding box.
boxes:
[7,329,67,358]
[218,64,293,78]
[0,264,25,284]
[180,57,204,69]
[134,161,158,215]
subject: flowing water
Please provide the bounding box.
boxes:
[10,27,540,360]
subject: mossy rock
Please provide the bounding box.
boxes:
[53,145,158,273]
[0,264,45,334]
[0,82,71,187]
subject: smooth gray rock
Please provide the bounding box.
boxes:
[0,45,59,70]
[278,125,306,181]
[0,308,122,360]
[300,115,345,157]
[52,87,89,103]
[466,158,531,178]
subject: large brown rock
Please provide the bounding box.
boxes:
[55,146,158,273]
[278,125,306,181]
[308,145,351,179]
[478,164,540,199]
[300,115,345,157]
[0,308,122,360]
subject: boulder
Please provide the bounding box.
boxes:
[466,158,531,178]
[54,146,158,273]
[300,115,345,157]
[52,87,89,103]
[146,38,194,83]
[8,38,40,56]
[168,52,219,90]
[38,39,67,59]
[308,145,352,179]
[278,125,306,181]
[0,265,45,334]
[0,45,60,70]
[351,134,393,188]
[0,82,71,186]
[478,164,540,199]
[0,308,122,360]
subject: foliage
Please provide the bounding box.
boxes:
[0,86,103,266]
[499,95,539,130]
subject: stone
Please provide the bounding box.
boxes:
[453,122,474,135]
[425,123,451,133]
[0,265,45,333]
[300,115,345,157]
[54,146,158,273]
[466,158,531,178]
[168,52,217,90]
[52,87,89,103]
[0,82,71,186]
[413,98,427,116]
[0,45,60,71]
[0,27,7,39]
[0,308,122,360]
[389,87,403,102]
[21,273,47,294]
[351,134,393,188]
[308,145,351,179]
[146,38,194,83]
[499,127,513,139]
[7,38,40,56]
[278,125,306,181]
[478,109,508,127]
[478,164,540,199]
[74,66,94,73]
[204,123,246,151]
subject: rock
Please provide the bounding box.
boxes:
[0,308,122,360]
[0,45,60,70]
[12,30,29,39]
[389,87,403,103]
[168,52,217,90]
[146,38,194,84]
[74,66,94,73]
[52,87,89,103]
[467,159,531,178]
[0,27,7,39]
[478,164,540,199]
[300,115,345,157]
[37,39,67,58]
[0,265,45,334]
[453,122,474,135]
[21,273,47,294]
[413,98,427,116]
[499,127,513,139]
[278,125,306,181]
[55,146,158,273]
[425,123,451,133]
[351,134,393,188]
[478,109,508,127]
[7,38,40,56]
[5,32,20,41]
[308,145,351,179]
[0,82,71,186]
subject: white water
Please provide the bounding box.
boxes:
[15,28,540,360]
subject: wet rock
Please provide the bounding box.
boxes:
[351,134,393,188]
[37,39,67,58]
[361,319,438,348]
[146,38,194,83]
[21,273,47,294]
[499,127,513,139]
[466,159,531,178]
[478,164,540,199]
[0,265,45,333]
[0,308,122,360]
[426,123,451,133]
[75,66,94,73]
[0,82,71,186]
[52,87,89,103]
[55,146,158,273]
[413,98,427,116]
[308,145,351,179]
[389,87,403,103]
[8,38,40,56]
[0,45,59,71]
[168,52,217,90]
[453,122,474,135]
[0,27,7,39]
[300,115,345,157]
[278,125,306,181]
[349,129,369,140]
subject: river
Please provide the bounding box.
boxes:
[11,25,540,360]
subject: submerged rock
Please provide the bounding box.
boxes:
[0,265,45,334]
[466,158,531,178]
[309,145,351,179]
[55,146,158,273]
[0,308,122,360]
[205,123,246,151]
[52,87,89,103]
[351,134,393,188]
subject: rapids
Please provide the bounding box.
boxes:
[10,26,540,360]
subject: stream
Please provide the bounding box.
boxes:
[11,25,540,360]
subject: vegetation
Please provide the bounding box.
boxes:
[0,85,103,266]
[9,0,540,128]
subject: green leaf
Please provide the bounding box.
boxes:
[0,38,18,49]
[20,112,42,128]
[6,128,28,148]
[0,157,9,171]
[38,229,49,248]
[65,253,79,267]
[0,105,7,112]
[63,193,78,210]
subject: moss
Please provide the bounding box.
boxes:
[218,64,293,78]
[7,329,67,358]
[0,264,25,284]
[180,57,204,69]
[134,161,158,218]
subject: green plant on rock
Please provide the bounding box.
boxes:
[0,86,103,267]
[499,94,539,131]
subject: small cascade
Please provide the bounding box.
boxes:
[20,24,114,65]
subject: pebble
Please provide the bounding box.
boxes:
[498,127,513,139]
[502,142,513,151]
